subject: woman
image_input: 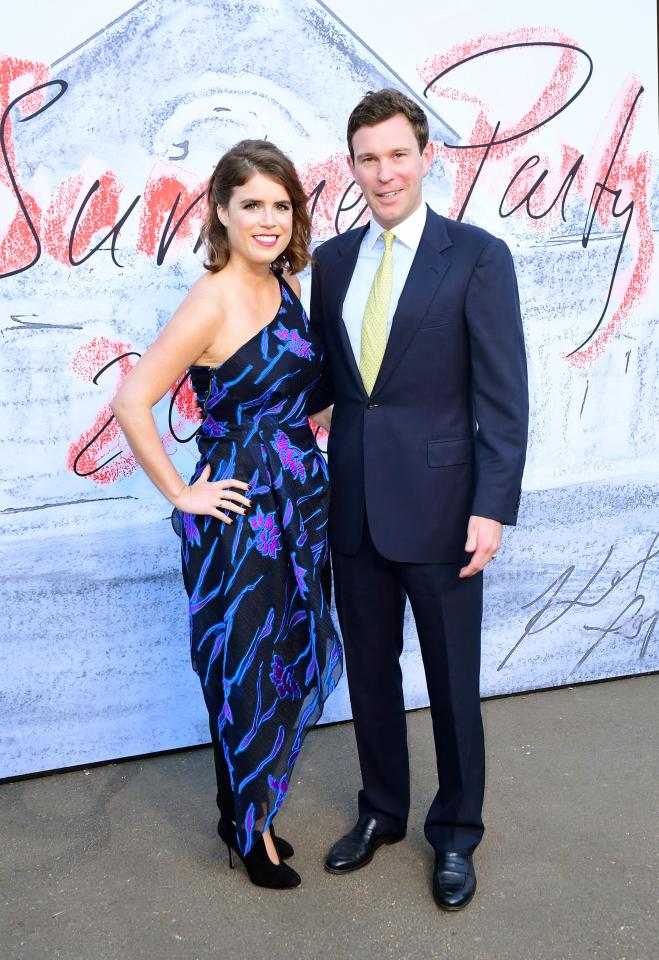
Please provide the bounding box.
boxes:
[111,140,341,890]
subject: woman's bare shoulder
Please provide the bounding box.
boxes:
[184,271,227,308]
[283,271,301,297]
[173,272,229,325]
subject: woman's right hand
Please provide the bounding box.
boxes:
[173,464,251,524]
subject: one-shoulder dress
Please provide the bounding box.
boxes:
[174,274,342,856]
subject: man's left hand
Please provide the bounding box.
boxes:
[459,516,502,578]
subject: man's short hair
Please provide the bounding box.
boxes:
[347,88,430,159]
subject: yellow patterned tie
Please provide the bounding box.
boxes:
[359,230,395,395]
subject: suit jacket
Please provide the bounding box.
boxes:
[310,205,529,563]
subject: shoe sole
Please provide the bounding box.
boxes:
[323,834,405,875]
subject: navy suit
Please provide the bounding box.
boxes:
[311,206,528,854]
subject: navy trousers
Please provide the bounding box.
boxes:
[332,514,485,855]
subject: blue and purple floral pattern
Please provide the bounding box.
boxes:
[270,654,302,700]
[271,430,307,482]
[176,274,341,856]
[273,321,314,360]
[249,506,282,559]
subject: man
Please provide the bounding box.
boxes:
[310,88,528,910]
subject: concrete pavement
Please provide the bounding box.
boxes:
[2,674,657,960]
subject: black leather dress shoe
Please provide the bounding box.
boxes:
[432,851,476,910]
[324,814,405,874]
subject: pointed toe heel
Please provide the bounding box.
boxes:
[217,820,300,889]
[218,818,294,860]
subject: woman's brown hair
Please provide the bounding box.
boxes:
[200,139,311,275]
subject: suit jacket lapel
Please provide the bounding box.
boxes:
[371,208,452,398]
[325,224,369,396]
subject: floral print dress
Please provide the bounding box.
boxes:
[175,274,342,855]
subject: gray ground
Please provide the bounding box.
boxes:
[2,675,657,960]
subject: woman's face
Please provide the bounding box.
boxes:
[219,171,294,267]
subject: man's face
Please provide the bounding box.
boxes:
[348,113,433,229]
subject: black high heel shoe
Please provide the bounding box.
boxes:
[217,821,301,889]
[217,819,294,859]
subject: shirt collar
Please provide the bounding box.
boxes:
[365,202,428,252]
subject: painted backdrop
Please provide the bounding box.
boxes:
[1,0,657,777]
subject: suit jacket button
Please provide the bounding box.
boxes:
[366,402,379,409]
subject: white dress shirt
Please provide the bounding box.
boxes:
[342,202,428,363]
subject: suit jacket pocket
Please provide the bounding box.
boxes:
[427,437,473,467]
[419,309,462,330]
